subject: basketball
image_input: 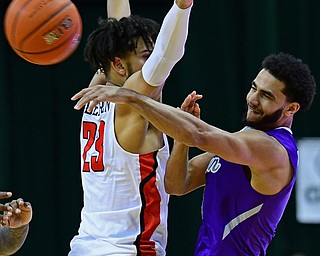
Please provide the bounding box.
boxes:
[3,0,82,65]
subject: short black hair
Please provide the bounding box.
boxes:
[84,15,160,78]
[262,52,316,111]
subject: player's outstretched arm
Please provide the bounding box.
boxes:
[164,91,207,195]
[89,0,131,89]
[139,0,193,89]
[90,0,132,88]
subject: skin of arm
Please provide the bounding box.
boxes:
[72,85,291,195]
[0,225,29,256]
[165,141,214,195]
[0,193,32,256]
[164,91,209,195]
[88,70,107,88]
[89,0,132,88]
[95,0,194,93]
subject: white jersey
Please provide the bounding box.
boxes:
[69,102,170,256]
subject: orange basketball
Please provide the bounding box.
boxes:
[4,0,82,65]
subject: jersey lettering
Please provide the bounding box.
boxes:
[206,156,221,174]
[84,102,110,116]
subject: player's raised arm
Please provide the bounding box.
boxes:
[89,0,132,88]
[123,0,193,99]
[106,0,131,19]
[140,0,192,87]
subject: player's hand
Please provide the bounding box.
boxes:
[0,198,32,229]
[0,191,13,226]
[176,0,193,9]
[179,90,202,118]
[72,85,131,112]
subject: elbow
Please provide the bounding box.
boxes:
[165,188,185,196]
[164,181,187,196]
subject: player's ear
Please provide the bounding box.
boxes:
[111,57,126,76]
[285,102,300,116]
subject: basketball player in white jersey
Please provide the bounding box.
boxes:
[68,0,193,255]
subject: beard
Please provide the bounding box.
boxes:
[242,107,284,131]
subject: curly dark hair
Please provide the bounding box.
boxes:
[261,52,316,111]
[84,15,160,79]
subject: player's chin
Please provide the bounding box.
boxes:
[244,115,263,128]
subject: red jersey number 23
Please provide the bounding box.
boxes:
[82,121,105,172]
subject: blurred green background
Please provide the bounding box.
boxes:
[1,0,320,255]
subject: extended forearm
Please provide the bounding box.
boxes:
[73,85,222,153]
[142,1,192,86]
[129,92,206,147]
[165,141,190,195]
[0,225,29,255]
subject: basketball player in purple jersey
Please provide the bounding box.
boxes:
[71,52,316,255]
[68,0,193,255]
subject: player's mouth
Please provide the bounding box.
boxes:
[247,105,262,115]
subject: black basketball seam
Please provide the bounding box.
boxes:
[16,22,81,64]
[16,21,81,55]
[6,0,31,46]
[17,1,75,51]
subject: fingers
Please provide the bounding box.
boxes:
[0,204,6,211]
[4,198,32,214]
[0,215,9,227]
[18,200,32,211]
[187,91,203,103]
[0,197,32,228]
[0,192,12,213]
[71,87,92,101]
[1,199,32,228]
[0,191,12,200]
[193,103,201,118]
[180,91,203,114]
[72,90,91,110]
[190,91,203,101]
[180,94,192,110]
[5,201,21,214]
[72,87,101,111]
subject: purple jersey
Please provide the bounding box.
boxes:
[194,127,298,256]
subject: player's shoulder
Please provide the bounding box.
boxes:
[123,70,163,98]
